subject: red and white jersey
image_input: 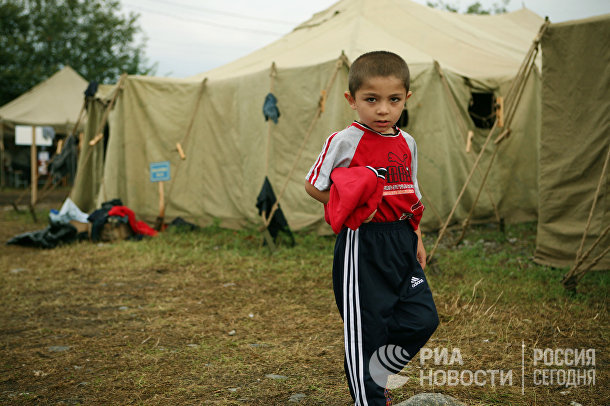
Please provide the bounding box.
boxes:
[306,121,424,228]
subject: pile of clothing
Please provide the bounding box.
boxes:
[7,198,159,249]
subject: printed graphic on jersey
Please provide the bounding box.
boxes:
[384,184,416,196]
[411,200,423,213]
[386,152,413,184]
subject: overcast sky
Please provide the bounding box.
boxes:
[120,0,610,78]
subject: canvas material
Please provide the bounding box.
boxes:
[535,14,610,270]
[72,0,546,234]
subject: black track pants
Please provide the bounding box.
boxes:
[333,221,439,405]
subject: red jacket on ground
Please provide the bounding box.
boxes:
[108,206,157,237]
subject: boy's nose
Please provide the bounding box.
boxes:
[377,102,389,114]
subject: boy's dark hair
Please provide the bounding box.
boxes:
[348,51,410,96]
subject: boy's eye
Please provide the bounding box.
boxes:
[391,97,402,103]
[365,97,376,103]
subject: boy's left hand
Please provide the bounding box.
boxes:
[415,228,426,270]
[417,239,427,270]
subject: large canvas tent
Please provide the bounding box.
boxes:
[535,14,610,270]
[73,0,545,233]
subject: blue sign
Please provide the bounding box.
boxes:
[150,161,170,182]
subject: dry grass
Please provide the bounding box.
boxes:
[0,205,608,405]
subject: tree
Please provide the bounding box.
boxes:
[0,0,156,106]
[426,0,509,15]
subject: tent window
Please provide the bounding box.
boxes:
[468,92,496,129]
[396,108,409,129]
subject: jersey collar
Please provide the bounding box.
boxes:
[353,121,400,137]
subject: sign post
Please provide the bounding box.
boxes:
[150,161,170,231]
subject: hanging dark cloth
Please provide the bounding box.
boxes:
[262,93,280,124]
[256,176,294,246]
[84,81,98,98]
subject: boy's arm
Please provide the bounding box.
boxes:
[305,181,330,204]
[415,227,427,270]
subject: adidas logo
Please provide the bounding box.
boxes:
[411,276,424,288]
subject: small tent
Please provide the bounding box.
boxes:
[0,66,88,187]
[74,0,545,233]
[0,66,88,131]
[535,14,610,270]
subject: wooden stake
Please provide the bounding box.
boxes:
[56,138,64,154]
[154,181,165,231]
[466,131,474,153]
[30,126,37,207]
[176,142,186,160]
[158,181,165,218]
[495,96,504,127]
[89,133,104,146]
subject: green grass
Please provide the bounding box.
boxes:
[0,212,608,405]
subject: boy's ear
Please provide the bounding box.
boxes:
[406,90,413,101]
[344,91,357,110]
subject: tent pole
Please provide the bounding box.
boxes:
[162,77,208,217]
[0,121,4,188]
[574,139,610,262]
[561,145,610,288]
[428,20,550,262]
[455,143,500,245]
[70,98,87,138]
[70,73,126,201]
[68,97,88,188]
[455,51,539,245]
[435,61,501,226]
[264,62,277,178]
[428,120,498,261]
[262,53,350,228]
[30,125,38,221]
[562,226,610,289]
[30,126,37,205]
[418,185,443,227]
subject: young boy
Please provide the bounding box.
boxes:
[305,51,439,405]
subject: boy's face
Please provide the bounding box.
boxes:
[345,75,411,134]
